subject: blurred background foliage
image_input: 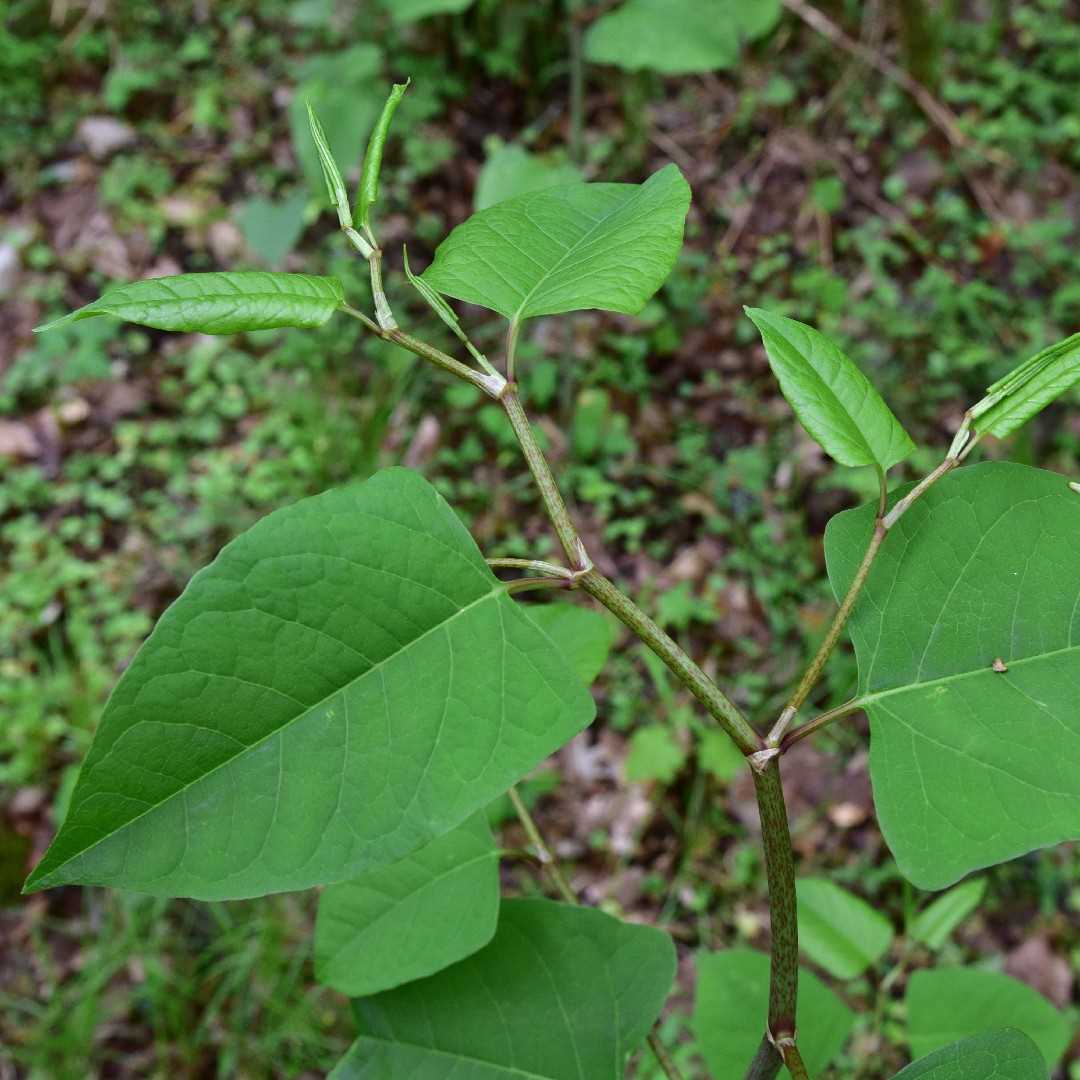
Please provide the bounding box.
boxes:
[0,0,1078,1076]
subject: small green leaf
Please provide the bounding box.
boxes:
[314,813,499,997]
[34,272,345,335]
[24,469,594,899]
[585,0,781,74]
[381,0,474,23]
[796,878,894,979]
[746,308,915,471]
[825,462,1080,889]
[307,103,352,229]
[972,332,1080,439]
[356,80,409,229]
[235,191,309,266]
[891,1030,1049,1080]
[694,948,854,1079]
[523,602,616,685]
[475,140,584,211]
[910,878,986,949]
[698,728,743,782]
[625,725,686,784]
[422,164,691,326]
[907,969,1069,1068]
[331,899,676,1079]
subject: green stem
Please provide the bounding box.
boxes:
[580,570,760,756]
[745,1036,782,1080]
[784,1045,811,1080]
[780,697,864,752]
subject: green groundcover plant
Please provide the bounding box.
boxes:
[25,83,1080,1080]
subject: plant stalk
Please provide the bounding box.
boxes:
[780,697,865,752]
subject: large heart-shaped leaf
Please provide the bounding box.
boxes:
[796,878,894,979]
[746,308,915,471]
[314,812,499,997]
[825,462,1080,889]
[331,899,676,1079]
[694,949,854,1079]
[907,970,1069,1068]
[35,272,344,335]
[585,0,781,74]
[421,164,690,326]
[891,1030,1049,1080]
[523,602,617,685]
[24,469,594,899]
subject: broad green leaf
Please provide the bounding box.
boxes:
[746,308,915,471]
[910,878,986,950]
[698,728,743,781]
[331,899,675,1079]
[891,1030,1049,1080]
[907,969,1069,1068]
[24,469,594,899]
[796,878,894,978]
[585,0,781,74]
[694,948,854,1079]
[523,602,616,685]
[625,725,686,784]
[356,80,409,228]
[235,191,309,266]
[475,141,584,211]
[315,812,499,997]
[421,164,691,326]
[34,272,344,335]
[382,0,475,23]
[972,332,1080,439]
[825,462,1080,889]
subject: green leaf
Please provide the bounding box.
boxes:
[910,878,986,950]
[331,899,675,1079]
[474,140,584,211]
[625,725,686,784]
[694,948,854,1079]
[891,1030,1049,1080]
[907,969,1069,1068]
[585,0,781,74]
[34,272,344,335]
[972,332,1080,439]
[796,878,894,979]
[745,308,915,471]
[421,164,691,326]
[824,462,1080,889]
[307,103,352,229]
[315,812,499,997]
[523,602,616,685]
[235,191,309,266]
[356,80,409,229]
[24,469,594,899]
[698,728,743,782]
[381,0,475,23]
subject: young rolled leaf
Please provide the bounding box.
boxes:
[909,878,986,950]
[891,1030,1049,1080]
[34,272,345,335]
[906,969,1069,1068]
[972,332,1080,439]
[314,813,499,997]
[421,164,691,326]
[23,468,594,899]
[307,103,353,229]
[746,308,916,471]
[523,602,617,685]
[585,0,781,75]
[825,462,1080,889]
[694,948,854,1079]
[796,877,894,979]
[355,80,409,229]
[330,899,676,1079]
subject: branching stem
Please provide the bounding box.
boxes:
[780,697,865,752]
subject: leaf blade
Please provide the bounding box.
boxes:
[746,308,915,470]
[356,80,409,229]
[421,164,691,324]
[796,877,894,978]
[34,272,345,335]
[890,1030,1049,1080]
[910,878,986,949]
[24,469,594,899]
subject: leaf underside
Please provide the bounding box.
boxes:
[746,307,915,471]
[825,462,1080,889]
[35,272,345,335]
[694,949,854,1080]
[421,164,691,324]
[331,899,676,1080]
[314,812,500,998]
[890,1029,1049,1080]
[25,468,594,899]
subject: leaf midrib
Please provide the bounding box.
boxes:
[29,583,505,889]
[858,641,1080,706]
